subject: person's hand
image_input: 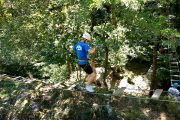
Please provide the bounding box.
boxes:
[88,47,96,54]
[69,46,73,50]
[92,47,96,52]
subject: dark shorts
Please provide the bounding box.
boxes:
[79,64,93,74]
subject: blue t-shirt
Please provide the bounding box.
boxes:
[73,41,90,65]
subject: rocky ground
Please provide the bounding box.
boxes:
[0,74,180,120]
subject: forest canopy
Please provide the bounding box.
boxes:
[0,0,180,82]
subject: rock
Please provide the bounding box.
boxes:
[62,90,73,99]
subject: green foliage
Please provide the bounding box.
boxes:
[157,54,169,68]
[0,62,42,78]
[156,54,170,88]
[156,67,170,81]
[40,64,68,83]
[122,111,147,120]
[0,0,180,84]
[0,80,16,99]
[63,102,93,120]
[167,102,180,119]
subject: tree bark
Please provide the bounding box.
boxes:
[111,0,117,27]
[103,46,108,88]
[67,61,71,79]
[150,39,160,95]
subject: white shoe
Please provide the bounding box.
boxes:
[85,85,94,92]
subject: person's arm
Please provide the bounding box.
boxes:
[88,47,96,54]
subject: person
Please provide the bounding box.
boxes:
[70,32,96,92]
[168,82,180,101]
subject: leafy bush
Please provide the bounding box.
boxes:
[0,62,42,78]
[167,102,180,119]
[40,64,68,83]
[156,67,170,89]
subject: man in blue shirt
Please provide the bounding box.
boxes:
[71,32,96,92]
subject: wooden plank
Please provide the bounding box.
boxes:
[170,62,179,65]
[169,53,177,57]
[151,89,163,100]
[171,79,180,81]
[113,87,126,96]
[170,70,180,74]
[170,64,179,67]
[170,64,179,66]
[169,50,176,53]
[170,60,177,62]
[171,80,180,87]
[171,75,180,77]
[170,69,180,71]
[169,57,178,60]
[170,75,180,80]
[170,67,179,71]
[170,66,179,68]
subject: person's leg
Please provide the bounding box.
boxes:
[86,60,96,84]
[90,60,96,74]
[80,64,96,92]
[85,72,96,84]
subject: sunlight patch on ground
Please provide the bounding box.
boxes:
[118,75,150,96]
[68,67,104,85]
[142,108,151,117]
[68,67,151,96]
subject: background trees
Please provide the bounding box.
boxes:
[0,0,180,88]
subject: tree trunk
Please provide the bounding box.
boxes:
[103,46,108,88]
[111,0,117,27]
[175,0,180,30]
[66,61,71,79]
[150,39,159,95]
